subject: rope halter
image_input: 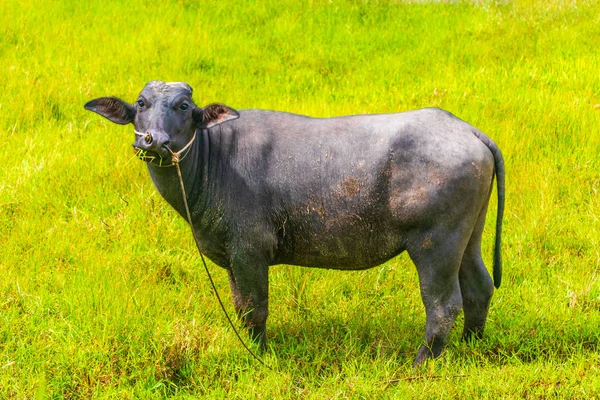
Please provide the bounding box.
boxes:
[133,129,197,167]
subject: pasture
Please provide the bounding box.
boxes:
[1,0,599,397]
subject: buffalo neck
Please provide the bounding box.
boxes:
[145,128,212,223]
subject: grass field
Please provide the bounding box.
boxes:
[1,0,600,397]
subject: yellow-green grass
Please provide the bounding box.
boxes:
[1,0,599,397]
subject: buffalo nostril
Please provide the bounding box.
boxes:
[144,132,153,144]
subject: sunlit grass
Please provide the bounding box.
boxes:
[1,0,599,397]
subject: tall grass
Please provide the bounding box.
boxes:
[1,0,599,397]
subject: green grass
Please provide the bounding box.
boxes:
[1,0,600,397]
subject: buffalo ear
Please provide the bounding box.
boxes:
[194,104,239,129]
[84,97,135,125]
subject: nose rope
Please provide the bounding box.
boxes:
[140,130,274,371]
[133,130,197,167]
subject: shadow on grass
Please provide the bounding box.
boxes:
[266,314,422,364]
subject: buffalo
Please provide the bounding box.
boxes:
[85,81,504,364]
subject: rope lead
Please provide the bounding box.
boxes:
[163,137,273,371]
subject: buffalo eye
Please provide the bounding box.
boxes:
[137,99,145,107]
[179,103,189,112]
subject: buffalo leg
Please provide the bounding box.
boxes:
[227,259,269,350]
[410,230,467,365]
[459,203,494,341]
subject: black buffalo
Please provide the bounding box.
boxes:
[85,81,505,364]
